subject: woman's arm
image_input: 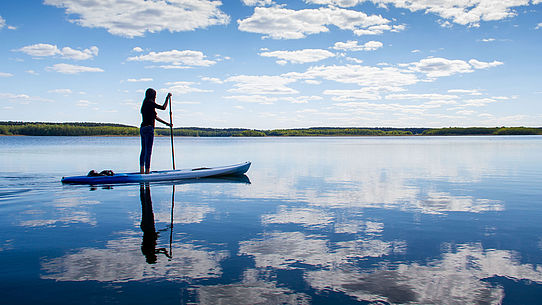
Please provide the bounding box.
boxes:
[157,93,172,110]
[156,116,172,127]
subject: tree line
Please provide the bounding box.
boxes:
[422,127,542,136]
[0,122,540,136]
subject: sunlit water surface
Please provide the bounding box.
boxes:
[1,136,541,304]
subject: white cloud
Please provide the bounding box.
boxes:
[385,93,458,100]
[43,0,230,38]
[226,75,298,95]
[150,65,191,70]
[438,19,453,28]
[448,89,483,95]
[132,47,144,52]
[48,89,73,94]
[242,0,274,6]
[259,49,335,64]
[346,57,364,64]
[0,16,5,29]
[285,64,419,87]
[226,94,322,104]
[354,24,405,36]
[0,93,54,103]
[407,57,474,78]
[26,70,39,75]
[16,43,99,60]
[481,38,496,42]
[127,50,216,68]
[46,63,104,74]
[536,23,542,30]
[282,95,324,104]
[324,88,382,101]
[305,79,322,85]
[468,59,504,69]
[237,6,395,39]
[17,43,59,57]
[332,40,383,51]
[225,95,278,104]
[0,72,13,77]
[306,0,534,27]
[76,99,95,107]
[463,98,499,107]
[59,46,99,60]
[162,81,212,95]
[201,77,223,84]
[126,78,153,82]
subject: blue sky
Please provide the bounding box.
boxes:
[0,0,541,129]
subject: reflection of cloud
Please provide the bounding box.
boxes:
[154,203,215,224]
[239,231,404,270]
[194,269,311,305]
[262,206,333,228]
[417,192,504,214]
[18,197,100,227]
[0,239,14,252]
[306,243,542,304]
[41,231,228,282]
[231,139,506,215]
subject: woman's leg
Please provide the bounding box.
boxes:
[140,128,146,173]
[144,127,154,173]
[140,126,154,174]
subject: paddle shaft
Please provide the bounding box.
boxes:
[169,184,175,257]
[168,95,175,170]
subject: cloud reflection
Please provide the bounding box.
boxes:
[261,206,333,228]
[41,231,228,282]
[193,269,311,305]
[239,231,404,270]
[305,243,542,304]
[18,196,100,227]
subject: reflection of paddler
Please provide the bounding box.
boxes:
[140,183,169,264]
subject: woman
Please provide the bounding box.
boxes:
[140,88,172,174]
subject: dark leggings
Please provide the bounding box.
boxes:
[140,126,154,170]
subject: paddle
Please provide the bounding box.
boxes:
[168,93,175,170]
[169,184,175,258]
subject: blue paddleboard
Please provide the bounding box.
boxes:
[62,161,251,184]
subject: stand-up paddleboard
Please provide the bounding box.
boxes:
[62,161,251,184]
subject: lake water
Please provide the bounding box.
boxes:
[1,136,542,304]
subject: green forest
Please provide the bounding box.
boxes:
[0,122,540,137]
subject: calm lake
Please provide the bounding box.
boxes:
[1,136,541,304]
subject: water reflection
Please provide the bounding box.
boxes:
[18,196,100,227]
[192,269,311,305]
[140,183,170,264]
[9,137,539,304]
[41,177,250,282]
[305,243,542,304]
[40,231,228,282]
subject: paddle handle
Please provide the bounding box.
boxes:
[168,94,175,170]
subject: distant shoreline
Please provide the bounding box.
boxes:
[1,122,541,137]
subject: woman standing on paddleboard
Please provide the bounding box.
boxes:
[140,88,172,174]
